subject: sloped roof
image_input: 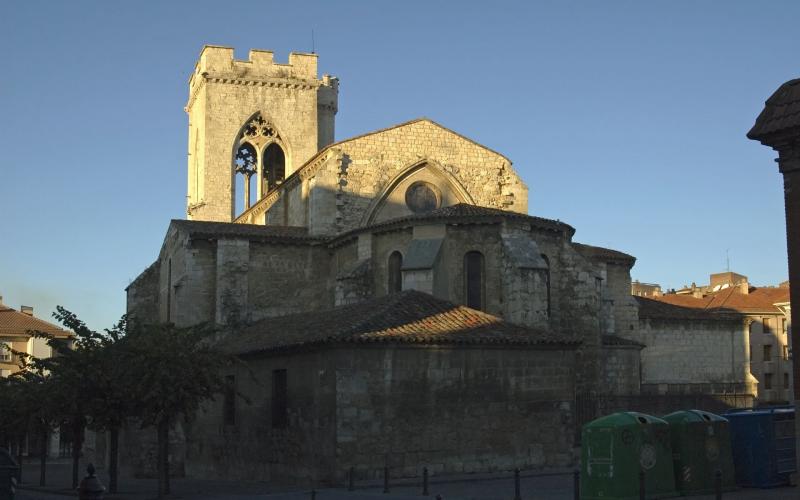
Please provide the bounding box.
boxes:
[637,286,790,319]
[0,305,71,338]
[221,290,580,355]
[602,335,645,348]
[748,78,800,142]
[330,118,512,164]
[573,243,636,266]
[170,219,323,243]
[333,203,575,244]
[635,296,733,321]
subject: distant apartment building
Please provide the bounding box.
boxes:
[632,280,663,297]
[0,296,71,377]
[633,273,791,405]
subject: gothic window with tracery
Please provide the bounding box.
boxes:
[233,113,287,216]
[235,143,257,211]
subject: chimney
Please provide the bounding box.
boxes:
[739,280,750,294]
[20,305,33,316]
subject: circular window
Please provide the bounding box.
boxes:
[405,182,441,213]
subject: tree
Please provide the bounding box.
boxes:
[0,362,60,486]
[123,322,230,499]
[47,309,130,493]
[26,307,130,490]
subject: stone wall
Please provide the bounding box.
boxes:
[188,344,577,484]
[125,260,160,324]
[637,317,750,393]
[599,345,642,396]
[186,350,337,484]
[333,346,577,481]
[606,262,639,338]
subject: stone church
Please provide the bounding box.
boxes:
[125,46,646,484]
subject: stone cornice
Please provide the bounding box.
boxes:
[185,72,320,111]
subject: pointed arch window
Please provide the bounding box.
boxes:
[233,113,287,216]
[388,251,403,293]
[234,143,257,211]
[263,142,285,193]
[464,251,485,310]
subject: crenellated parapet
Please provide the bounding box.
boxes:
[190,46,319,88]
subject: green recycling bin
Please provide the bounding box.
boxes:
[662,409,736,495]
[581,412,677,500]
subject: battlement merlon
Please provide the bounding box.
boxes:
[188,45,329,89]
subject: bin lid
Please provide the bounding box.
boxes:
[723,407,795,419]
[585,411,668,429]
[663,409,728,424]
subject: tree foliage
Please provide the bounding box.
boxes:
[0,307,231,498]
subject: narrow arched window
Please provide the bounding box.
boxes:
[388,251,403,293]
[234,142,257,214]
[263,143,286,193]
[464,251,485,310]
[541,254,551,318]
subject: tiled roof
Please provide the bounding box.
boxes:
[573,243,636,266]
[637,286,790,319]
[333,203,575,244]
[171,220,324,243]
[0,305,71,337]
[748,78,800,142]
[635,296,730,320]
[221,290,580,355]
[602,335,645,348]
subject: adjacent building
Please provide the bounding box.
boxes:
[633,274,791,405]
[0,296,71,378]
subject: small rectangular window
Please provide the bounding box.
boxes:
[784,372,790,389]
[223,375,236,426]
[782,345,789,361]
[0,342,11,362]
[272,369,288,429]
[763,318,773,334]
[764,373,773,390]
[781,318,788,335]
[763,345,772,362]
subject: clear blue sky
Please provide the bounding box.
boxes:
[0,1,797,330]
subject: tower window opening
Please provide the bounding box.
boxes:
[464,251,485,310]
[234,142,257,214]
[388,251,403,293]
[263,143,285,193]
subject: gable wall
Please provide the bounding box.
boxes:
[265,121,528,235]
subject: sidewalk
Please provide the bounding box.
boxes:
[14,459,799,500]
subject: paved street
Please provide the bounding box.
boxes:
[13,460,798,500]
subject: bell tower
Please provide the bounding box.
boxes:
[185,46,338,222]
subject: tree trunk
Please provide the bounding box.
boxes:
[16,436,24,484]
[71,418,84,490]
[157,418,170,499]
[39,427,47,486]
[108,426,119,494]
